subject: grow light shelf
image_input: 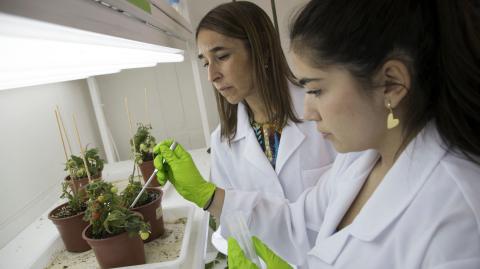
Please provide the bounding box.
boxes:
[43,205,194,269]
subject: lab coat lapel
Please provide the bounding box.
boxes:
[349,124,447,241]
[231,102,250,142]
[320,150,379,236]
[234,103,281,191]
[275,121,305,175]
[243,132,279,179]
[309,150,379,264]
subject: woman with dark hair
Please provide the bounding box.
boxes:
[187,1,335,257]
[154,0,480,268]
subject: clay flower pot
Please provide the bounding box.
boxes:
[48,202,91,252]
[139,160,160,187]
[82,225,145,269]
[132,188,165,242]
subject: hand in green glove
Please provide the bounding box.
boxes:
[228,236,292,269]
[153,139,216,208]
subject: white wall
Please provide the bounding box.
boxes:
[95,53,206,161]
[0,80,104,248]
[274,0,310,65]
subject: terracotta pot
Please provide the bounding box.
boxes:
[139,160,160,187]
[48,202,91,252]
[132,188,165,242]
[82,225,145,269]
[65,172,102,197]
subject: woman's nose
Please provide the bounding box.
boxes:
[207,63,221,82]
[303,94,322,121]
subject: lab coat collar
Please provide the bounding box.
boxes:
[231,102,251,142]
[319,150,379,237]
[275,122,305,175]
[349,123,447,241]
[231,102,306,175]
[309,149,378,264]
[232,102,285,194]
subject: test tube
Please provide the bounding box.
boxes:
[224,211,262,268]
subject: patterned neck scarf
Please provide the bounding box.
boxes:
[250,120,282,168]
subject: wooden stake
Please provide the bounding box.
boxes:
[54,109,69,162]
[72,114,92,183]
[56,105,73,156]
[124,97,134,138]
[56,106,76,181]
[124,97,138,157]
[124,97,142,180]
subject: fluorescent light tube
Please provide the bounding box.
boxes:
[0,12,184,91]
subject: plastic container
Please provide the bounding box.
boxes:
[223,211,262,268]
[33,205,194,269]
[123,205,194,269]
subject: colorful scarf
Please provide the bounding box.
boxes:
[250,120,282,168]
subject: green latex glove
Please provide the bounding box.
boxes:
[228,236,292,269]
[153,139,216,208]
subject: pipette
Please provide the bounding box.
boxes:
[130,141,177,208]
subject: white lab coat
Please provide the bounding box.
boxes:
[210,84,336,257]
[221,123,480,269]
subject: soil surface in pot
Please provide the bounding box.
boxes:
[135,190,159,207]
[50,203,87,219]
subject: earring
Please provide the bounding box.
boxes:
[387,101,399,129]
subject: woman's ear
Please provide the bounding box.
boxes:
[380,60,410,108]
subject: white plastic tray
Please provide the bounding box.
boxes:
[37,205,194,269]
[122,205,194,269]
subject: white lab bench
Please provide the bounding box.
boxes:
[0,148,211,269]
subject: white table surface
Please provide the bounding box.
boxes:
[0,148,211,269]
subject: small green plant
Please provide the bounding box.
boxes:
[52,182,87,218]
[83,180,150,240]
[120,176,150,208]
[65,147,105,179]
[61,181,86,212]
[130,123,157,164]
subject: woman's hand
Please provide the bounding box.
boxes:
[153,139,216,208]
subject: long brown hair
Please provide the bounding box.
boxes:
[290,0,480,163]
[196,1,300,143]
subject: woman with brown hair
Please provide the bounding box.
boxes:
[194,1,335,257]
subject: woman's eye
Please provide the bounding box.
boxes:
[306,89,322,97]
[218,54,230,61]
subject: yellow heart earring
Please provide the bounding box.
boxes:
[387,101,399,129]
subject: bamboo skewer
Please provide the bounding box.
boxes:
[124,97,134,138]
[124,97,141,179]
[55,108,78,193]
[56,105,73,157]
[54,109,69,162]
[72,114,92,183]
[55,107,77,188]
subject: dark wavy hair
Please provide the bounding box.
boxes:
[290,0,480,162]
[196,1,300,143]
